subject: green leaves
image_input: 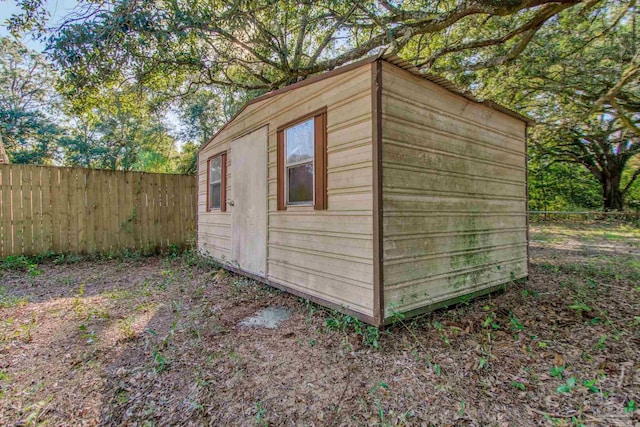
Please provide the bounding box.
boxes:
[1,36,179,171]
[511,381,526,391]
[433,1,640,211]
[0,37,64,164]
[556,376,576,394]
[582,379,600,394]
[550,366,564,379]
[508,312,524,332]
[11,0,594,102]
[555,376,602,395]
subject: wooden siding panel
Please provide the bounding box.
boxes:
[383,139,525,183]
[384,213,526,236]
[384,165,525,199]
[384,228,527,261]
[382,63,525,139]
[385,245,528,286]
[326,192,372,212]
[269,213,372,235]
[383,113,524,167]
[384,193,526,214]
[267,263,373,313]
[381,61,528,316]
[197,65,375,318]
[269,246,373,284]
[386,258,527,314]
[269,229,372,259]
[197,144,232,260]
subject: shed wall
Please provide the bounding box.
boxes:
[380,62,528,316]
[198,65,375,317]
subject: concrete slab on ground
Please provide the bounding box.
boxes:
[239,306,291,329]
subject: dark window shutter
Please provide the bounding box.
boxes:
[314,112,328,210]
[220,152,227,212]
[277,130,286,210]
[206,158,211,212]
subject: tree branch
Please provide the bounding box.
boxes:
[419,2,575,69]
[623,166,640,194]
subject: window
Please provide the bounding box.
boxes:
[285,118,314,204]
[277,109,327,210]
[207,152,227,212]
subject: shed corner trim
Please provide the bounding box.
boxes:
[372,59,385,325]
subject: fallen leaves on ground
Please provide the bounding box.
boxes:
[0,221,639,426]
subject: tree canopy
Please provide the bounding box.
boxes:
[4,0,640,210]
[440,1,639,210]
[0,35,181,171]
[0,36,63,163]
[10,1,589,96]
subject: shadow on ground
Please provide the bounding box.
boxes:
[1,222,639,425]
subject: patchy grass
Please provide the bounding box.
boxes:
[0,223,639,425]
[531,221,640,248]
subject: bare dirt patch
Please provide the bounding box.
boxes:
[1,222,639,426]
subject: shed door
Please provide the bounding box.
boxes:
[231,126,268,277]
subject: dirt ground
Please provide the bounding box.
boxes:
[1,222,639,426]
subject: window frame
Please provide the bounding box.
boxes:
[206,151,227,212]
[284,117,315,206]
[277,108,327,211]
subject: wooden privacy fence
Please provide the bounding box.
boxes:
[0,164,197,257]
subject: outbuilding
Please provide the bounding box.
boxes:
[197,54,531,326]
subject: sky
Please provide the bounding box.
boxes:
[0,0,79,51]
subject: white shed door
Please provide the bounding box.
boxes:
[231,126,268,277]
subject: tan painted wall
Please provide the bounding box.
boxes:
[198,65,375,317]
[380,62,528,316]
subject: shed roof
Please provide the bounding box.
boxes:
[199,54,532,154]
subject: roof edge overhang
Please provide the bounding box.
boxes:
[198,53,533,155]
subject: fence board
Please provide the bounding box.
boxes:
[112,171,120,249]
[138,173,150,250]
[160,173,168,249]
[74,169,86,251]
[0,167,12,256]
[171,175,178,246]
[67,169,79,253]
[84,170,96,253]
[12,166,25,255]
[0,164,196,257]
[40,167,53,254]
[151,174,159,249]
[174,174,182,247]
[124,171,135,250]
[22,167,34,254]
[31,167,43,254]
[109,170,119,251]
[93,169,103,253]
[102,170,114,253]
[51,168,64,252]
[133,173,144,250]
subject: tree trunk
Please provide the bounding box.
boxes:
[602,173,624,211]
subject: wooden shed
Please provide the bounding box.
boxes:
[197,53,531,326]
